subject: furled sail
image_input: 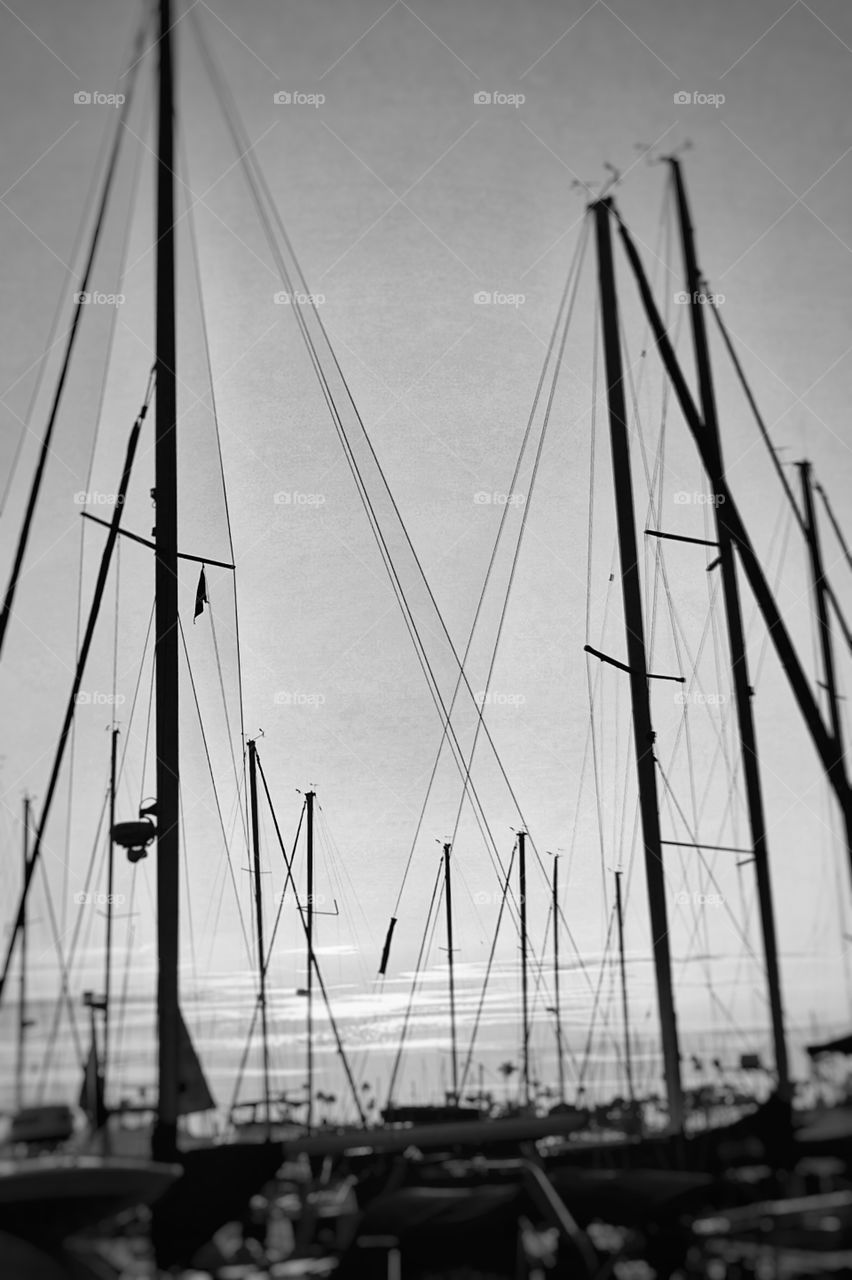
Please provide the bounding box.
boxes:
[177,1008,216,1115]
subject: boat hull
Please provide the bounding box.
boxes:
[0,1155,179,1245]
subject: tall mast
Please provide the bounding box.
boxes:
[248,740,271,1133]
[152,0,180,1163]
[306,790,315,1132]
[614,870,635,1105]
[15,796,29,1112]
[670,159,790,1098]
[551,855,565,1105]
[443,842,458,1103]
[799,461,846,790]
[518,830,530,1108]
[593,198,684,1130]
[615,211,852,885]
[104,728,118,1123]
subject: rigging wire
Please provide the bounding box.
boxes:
[815,480,852,580]
[184,35,512,903]
[62,92,150,933]
[385,860,443,1107]
[389,226,593,1080]
[180,132,249,845]
[389,223,589,922]
[188,5,584,937]
[457,846,516,1095]
[228,804,305,1117]
[36,781,110,1096]
[255,757,367,1125]
[0,2,153,518]
[0,10,151,664]
[177,616,253,965]
[709,300,852,653]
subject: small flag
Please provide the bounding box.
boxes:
[194,565,208,623]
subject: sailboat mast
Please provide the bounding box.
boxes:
[443,842,459,1103]
[799,461,845,777]
[669,159,790,1098]
[518,830,530,1107]
[614,870,635,1105]
[248,740,271,1133]
[104,728,118,1117]
[551,855,565,1105]
[616,212,852,884]
[593,198,684,1131]
[152,0,180,1163]
[306,789,315,1132]
[15,796,29,1112]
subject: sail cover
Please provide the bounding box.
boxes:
[806,1032,852,1058]
[78,1045,107,1127]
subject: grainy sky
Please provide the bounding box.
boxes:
[1,0,852,1111]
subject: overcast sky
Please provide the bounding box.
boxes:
[2,0,852,1110]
